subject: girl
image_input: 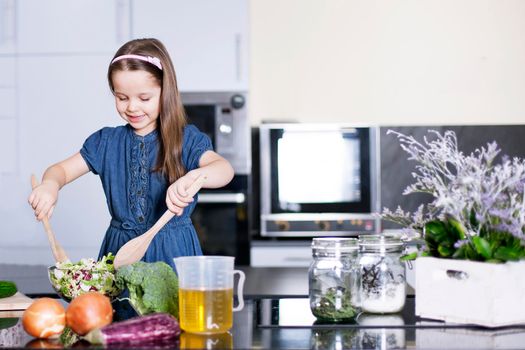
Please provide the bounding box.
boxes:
[28,38,234,269]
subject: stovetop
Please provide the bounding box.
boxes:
[253,296,525,331]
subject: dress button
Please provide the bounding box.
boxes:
[138,216,144,223]
[140,142,145,149]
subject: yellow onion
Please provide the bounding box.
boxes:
[22,298,66,339]
[66,291,113,335]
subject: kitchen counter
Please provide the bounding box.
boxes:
[3,296,525,349]
[1,264,525,349]
[0,264,310,297]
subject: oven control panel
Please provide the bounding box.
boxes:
[261,214,379,237]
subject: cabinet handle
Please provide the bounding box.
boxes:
[235,33,242,82]
[0,0,15,47]
[199,193,246,204]
[115,0,130,45]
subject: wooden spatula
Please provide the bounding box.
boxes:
[30,174,70,263]
[113,174,207,269]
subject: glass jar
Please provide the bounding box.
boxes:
[308,237,359,322]
[357,313,406,349]
[357,236,406,314]
[310,328,359,350]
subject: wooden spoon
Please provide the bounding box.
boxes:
[30,174,70,263]
[113,174,207,269]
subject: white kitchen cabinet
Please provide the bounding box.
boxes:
[131,0,249,92]
[16,0,130,54]
[0,0,16,54]
[251,243,313,267]
[17,55,118,170]
[3,55,119,262]
[0,119,16,173]
[0,57,15,87]
[0,88,15,117]
[0,56,17,174]
[0,57,16,120]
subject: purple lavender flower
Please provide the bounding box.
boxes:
[454,240,469,249]
[382,129,525,245]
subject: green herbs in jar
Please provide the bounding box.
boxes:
[310,287,357,321]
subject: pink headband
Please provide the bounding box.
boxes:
[111,54,163,70]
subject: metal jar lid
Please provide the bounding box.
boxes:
[311,237,358,257]
[358,235,404,253]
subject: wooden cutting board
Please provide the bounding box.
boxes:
[0,292,33,311]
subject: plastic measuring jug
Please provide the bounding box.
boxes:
[180,331,233,349]
[174,255,245,334]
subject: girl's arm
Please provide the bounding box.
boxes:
[28,152,90,220]
[191,150,234,188]
[166,150,234,215]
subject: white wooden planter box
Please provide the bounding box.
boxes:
[415,257,525,327]
[416,327,525,349]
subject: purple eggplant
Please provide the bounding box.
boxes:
[84,313,181,346]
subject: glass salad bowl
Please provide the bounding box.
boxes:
[47,254,122,302]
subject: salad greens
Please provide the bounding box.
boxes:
[49,253,122,300]
[59,327,80,347]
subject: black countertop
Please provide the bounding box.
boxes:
[1,264,525,349]
[0,264,311,297]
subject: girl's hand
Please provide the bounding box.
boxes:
[28,181,59,221]
[166,174,197,216]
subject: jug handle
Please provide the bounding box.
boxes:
[233,269,245,312]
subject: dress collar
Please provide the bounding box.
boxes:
[128,124,158,143]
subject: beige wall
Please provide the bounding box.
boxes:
[249,0,525,126]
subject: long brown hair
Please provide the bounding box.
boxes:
[107,38,186,183]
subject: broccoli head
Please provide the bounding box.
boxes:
[116,261,179,318]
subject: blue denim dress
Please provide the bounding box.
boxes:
[80,124,212,270]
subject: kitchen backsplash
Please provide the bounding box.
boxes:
[380,125,525,230]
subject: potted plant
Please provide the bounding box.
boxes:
[382,129,525,327]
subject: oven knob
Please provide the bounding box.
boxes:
[230,94,245,109]
[318,221,330,231]
[275,220,290,231]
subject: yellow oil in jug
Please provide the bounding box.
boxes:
[180,330,233,349]
[179,288,233,334]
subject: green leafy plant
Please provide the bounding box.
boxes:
[382,130,525,263]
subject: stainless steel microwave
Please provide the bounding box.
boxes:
[181,91,250,175]
[180,92,251,264]
[259,123,380,237]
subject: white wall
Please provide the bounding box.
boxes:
[249,0,525,125]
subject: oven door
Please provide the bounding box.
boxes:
[264,125,372,214]
[191,177,250,265]
[183,104,217,147]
